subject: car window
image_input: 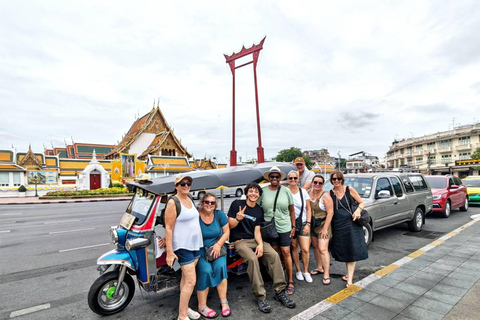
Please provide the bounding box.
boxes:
[376,177,393,197]
[402,178,415,193]
[454,177,462,186]
[408,175,428,191]
[425,177,447,189]
[462,179,480,187]
[344,177,373,198]
[448,178,455,187]
[390,177,403,197]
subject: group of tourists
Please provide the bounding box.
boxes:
[163,158,368,320]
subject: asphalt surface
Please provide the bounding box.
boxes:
[1,197,479,319]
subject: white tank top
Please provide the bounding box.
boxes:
[319,193,326,211]
[172,200,203,251]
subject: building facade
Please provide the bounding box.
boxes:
[345,151,380,173]
[386,123,480,175]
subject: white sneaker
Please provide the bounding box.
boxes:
[295,271,304,281]
[303,272,313,283]
[187,308,200,319]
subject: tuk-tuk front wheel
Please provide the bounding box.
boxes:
[88,270,135,315]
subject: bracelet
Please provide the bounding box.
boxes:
[235,217,240,221]
[306,222,311,225]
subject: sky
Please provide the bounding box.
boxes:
[1,1,479,164]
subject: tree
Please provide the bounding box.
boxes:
[471,148,480,160]
[275,147,313,169]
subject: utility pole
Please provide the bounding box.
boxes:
[427,151,431,175]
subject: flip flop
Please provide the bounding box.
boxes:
[199,306,218,319]
[310,269,324,275]
[342,275,348,282]
[322,278,331,285]
[286,281,295,295]
[220,301,231,318]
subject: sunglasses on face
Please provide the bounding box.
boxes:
[288,177,298,180]
[331,177,342,181]
[177,181,192,187]
[295,163,304,167]
[269,175,281,179]
[313,181,324,185]
[204,200,216,206]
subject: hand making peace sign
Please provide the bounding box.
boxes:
[236,206,246,221]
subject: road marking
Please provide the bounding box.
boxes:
[44,219,82,224]
[325,284,362,304]
[59,243,110,252]
[9,303,51,318]
[49,227,95,234]
[0,213,23,216]
[354,274,380,288]
[374,264,399,276]
[290,300,333,320]
[0,230,11,233]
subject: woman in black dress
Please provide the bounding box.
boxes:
[329,171,368,287]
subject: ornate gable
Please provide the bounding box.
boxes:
[18,145,43,169]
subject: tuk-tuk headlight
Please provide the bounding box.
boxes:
[125,238,151,251]
[109,226,119,245]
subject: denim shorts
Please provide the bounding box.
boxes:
[269,231,292,247]
[174,249,200,266]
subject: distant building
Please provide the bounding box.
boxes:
[386,123,480,175]
[345,151,380,173]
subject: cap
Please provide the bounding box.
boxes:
[293,157,305,164]
[174,174,193,185]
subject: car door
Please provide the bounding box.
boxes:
[372,177,398,228]
[454,177,467,207]
[448,177,460,208]
[389,176,410,220]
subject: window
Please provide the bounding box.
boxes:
[416,157,423,165]
[376,177,393,197]
[13,172,21,186]
[429,156,436,164]
[454,177,462,186]
[409,175,428,191]
[390,177,403,197]
[439,139,451,148]
[407,159,413,166]
[427,142,436,150]
[441,154,452,164]
[458,136,470,146]
[0,172,8,186]
[415,144,423,151]
[402,178,415,193]
[448,178,455,188]
[459,152,471,160]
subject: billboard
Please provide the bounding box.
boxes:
[27,170,58,185]
[121,153,136,179]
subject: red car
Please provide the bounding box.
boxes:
[425,175,468,218]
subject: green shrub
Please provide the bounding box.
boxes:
[112,183,125,188]
[45,187,128,197]
[18,185,27,192]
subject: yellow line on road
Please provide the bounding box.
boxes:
[325,285,362,304]
[407,250,425,258]
[374,264,399,277]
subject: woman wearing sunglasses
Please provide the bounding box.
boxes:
[258,166,296,295]
[329,170,368,288]
[165,175,203,320]
[195,193,231,318]
[308,175,334,285]
[287,170,313,283]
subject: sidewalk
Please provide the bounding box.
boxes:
[292,215,480,320]
[0,196,132,205]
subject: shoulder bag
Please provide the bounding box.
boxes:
[336,187,370,228]
[204,210,227,262]
[260,187,281,241]
[295,188,305,235]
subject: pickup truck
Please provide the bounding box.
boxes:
[191,186,244,200]
[325,172,433,246]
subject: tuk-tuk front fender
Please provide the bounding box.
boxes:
[97,248,135,271]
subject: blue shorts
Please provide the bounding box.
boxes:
[269,231,291,247]
[174,249,200,266]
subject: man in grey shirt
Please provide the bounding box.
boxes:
[294,157,315,190]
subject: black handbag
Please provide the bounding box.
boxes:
[294,188,305,236]
[204,210,227,262]
[260,187,281,241]
[336,187,370,228]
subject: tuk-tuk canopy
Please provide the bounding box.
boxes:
[127,162,296,195]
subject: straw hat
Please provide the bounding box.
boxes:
[174,174,193,185]
[263,166,286,180]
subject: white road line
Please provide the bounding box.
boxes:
[0,213,23,216]
[9,303,51,318]
[355,274,381,288]
[44,219,82,224]
[0,230,11,233]
[59,243,110,252]
[291,300,334,320]
[49,227,95,234]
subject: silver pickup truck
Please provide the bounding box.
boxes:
[326,172,433,246]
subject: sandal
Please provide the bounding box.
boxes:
[346,283,353,288]
[310,269,324,275]
[286,281,295,295]
[342,275,348,282]
[219,301,231,317]
[198,306,218,319]
[322,277,331,285]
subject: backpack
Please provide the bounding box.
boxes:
[157,194,194,227]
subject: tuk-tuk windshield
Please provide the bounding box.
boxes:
[127,188,156,225]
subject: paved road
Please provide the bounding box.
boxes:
[0,200,478,319]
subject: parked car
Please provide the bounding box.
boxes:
[324,172,433,246]
[191,186,244,200]
[424,175,468,218]
[462,176,480,205]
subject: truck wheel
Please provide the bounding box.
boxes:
[235,188,243,197]
[88,270,135,316]
[408,207,423,232]
[363,223,373,247]
[459,198,469,212]
[440,200,451,218]
[197,191,205,201]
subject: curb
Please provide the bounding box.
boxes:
[290,217,480,320]
[0,197,131,205]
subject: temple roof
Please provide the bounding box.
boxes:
[0,150,14,162]
[0,164,25,171]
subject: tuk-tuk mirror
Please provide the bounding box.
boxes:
[160,195,168,204]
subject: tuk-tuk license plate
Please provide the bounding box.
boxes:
[120,213,136,230]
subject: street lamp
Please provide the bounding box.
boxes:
[34,173,38,197]
[163,164,169,176]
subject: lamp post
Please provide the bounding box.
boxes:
[34,173,38,197]
[163,164,169,176]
